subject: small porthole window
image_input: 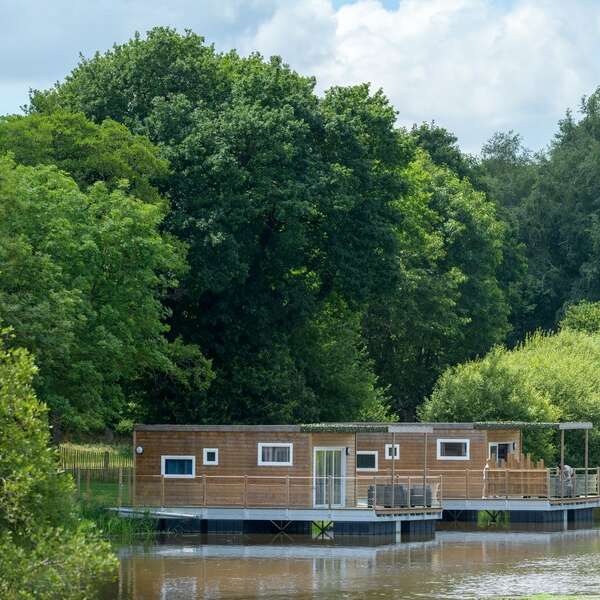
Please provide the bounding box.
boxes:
[203,448,219,466]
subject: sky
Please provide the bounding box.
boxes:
[2,0,600,153]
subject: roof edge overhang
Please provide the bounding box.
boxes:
[134,421,593,433]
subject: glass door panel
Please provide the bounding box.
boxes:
[314,448,345,507]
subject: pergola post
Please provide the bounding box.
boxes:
[585,429,589,498]
[391,431,396,508]
[560,429,565,498]
[423,431,428,498]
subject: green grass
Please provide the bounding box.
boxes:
[76,478,156,543]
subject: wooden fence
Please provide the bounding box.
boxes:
[59,445,132,471]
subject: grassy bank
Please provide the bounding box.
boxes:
[64,443,158,543]
[78,481,156,542]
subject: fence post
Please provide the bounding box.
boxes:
[243,475,248,507]
[161,475,165,508]
[505,469,508,499]
[286,475,290,507]
[203,474,207,506]
[408,476,412,508]
[118,467,123,508]
[86,469,91,502]
[546,469,551,499]
[597,466,600,497]
[328,475,332,510]
[466,470,470,499]
[77,468,81,499]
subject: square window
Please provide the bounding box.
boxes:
[257,443,293,466]
[437,439,470,460]
[385,444,399,460]
[161,455,195,478]
[356,451,378,471]
[203,448,219,466]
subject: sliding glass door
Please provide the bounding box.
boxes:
[313,448,345,508]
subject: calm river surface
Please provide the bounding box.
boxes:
[105,526,600,599]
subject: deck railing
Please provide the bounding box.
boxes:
[383,467,600,500]
[130,474,443,511]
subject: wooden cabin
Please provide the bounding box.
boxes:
[133,421,587,509]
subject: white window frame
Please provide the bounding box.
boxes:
[488,441,516,460]
[203,448,219,466]
[257,442,293,466]
[161,455,196,478]
[384,444,400,460]
[437,438,470,461]
[356,450,379,472]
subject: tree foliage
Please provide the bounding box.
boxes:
[364,150,511,418]
[0,332,116,598]
[0,154,207,432]
[420,327,600,464]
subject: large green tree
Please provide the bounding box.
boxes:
[0,154,207,432]
[31,28,405,423]
[0,332,116,598]
[364,150,511,418]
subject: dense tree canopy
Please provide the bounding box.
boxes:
[364,150,511,418]
[0,26,595,441]
[25,28,524,426]
[0,153,209,432]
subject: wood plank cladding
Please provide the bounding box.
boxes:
[356,429,487,474]
[133,424,528,506]
[134,429,359,508]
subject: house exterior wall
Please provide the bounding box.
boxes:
[133,429,356,507]
[486,429,521,455]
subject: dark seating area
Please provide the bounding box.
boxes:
[367,484,433,508]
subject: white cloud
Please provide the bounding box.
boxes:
[238,0,600,151]
[2,0,600,151]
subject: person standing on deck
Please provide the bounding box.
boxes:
[482,459,491,498]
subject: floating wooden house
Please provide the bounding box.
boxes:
[125,421,600,535]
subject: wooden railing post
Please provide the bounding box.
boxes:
[243,475,248,507]
[161,475,165,507]
[203,474,207,506]
[505,469,508,499]
[286,475,290,507]
[408,476,412,508]
[466,470,470,499]
[546,469,551,499]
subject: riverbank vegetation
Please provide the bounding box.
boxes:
[0,332,116,599]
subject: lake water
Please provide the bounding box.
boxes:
[105,525,600,599]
